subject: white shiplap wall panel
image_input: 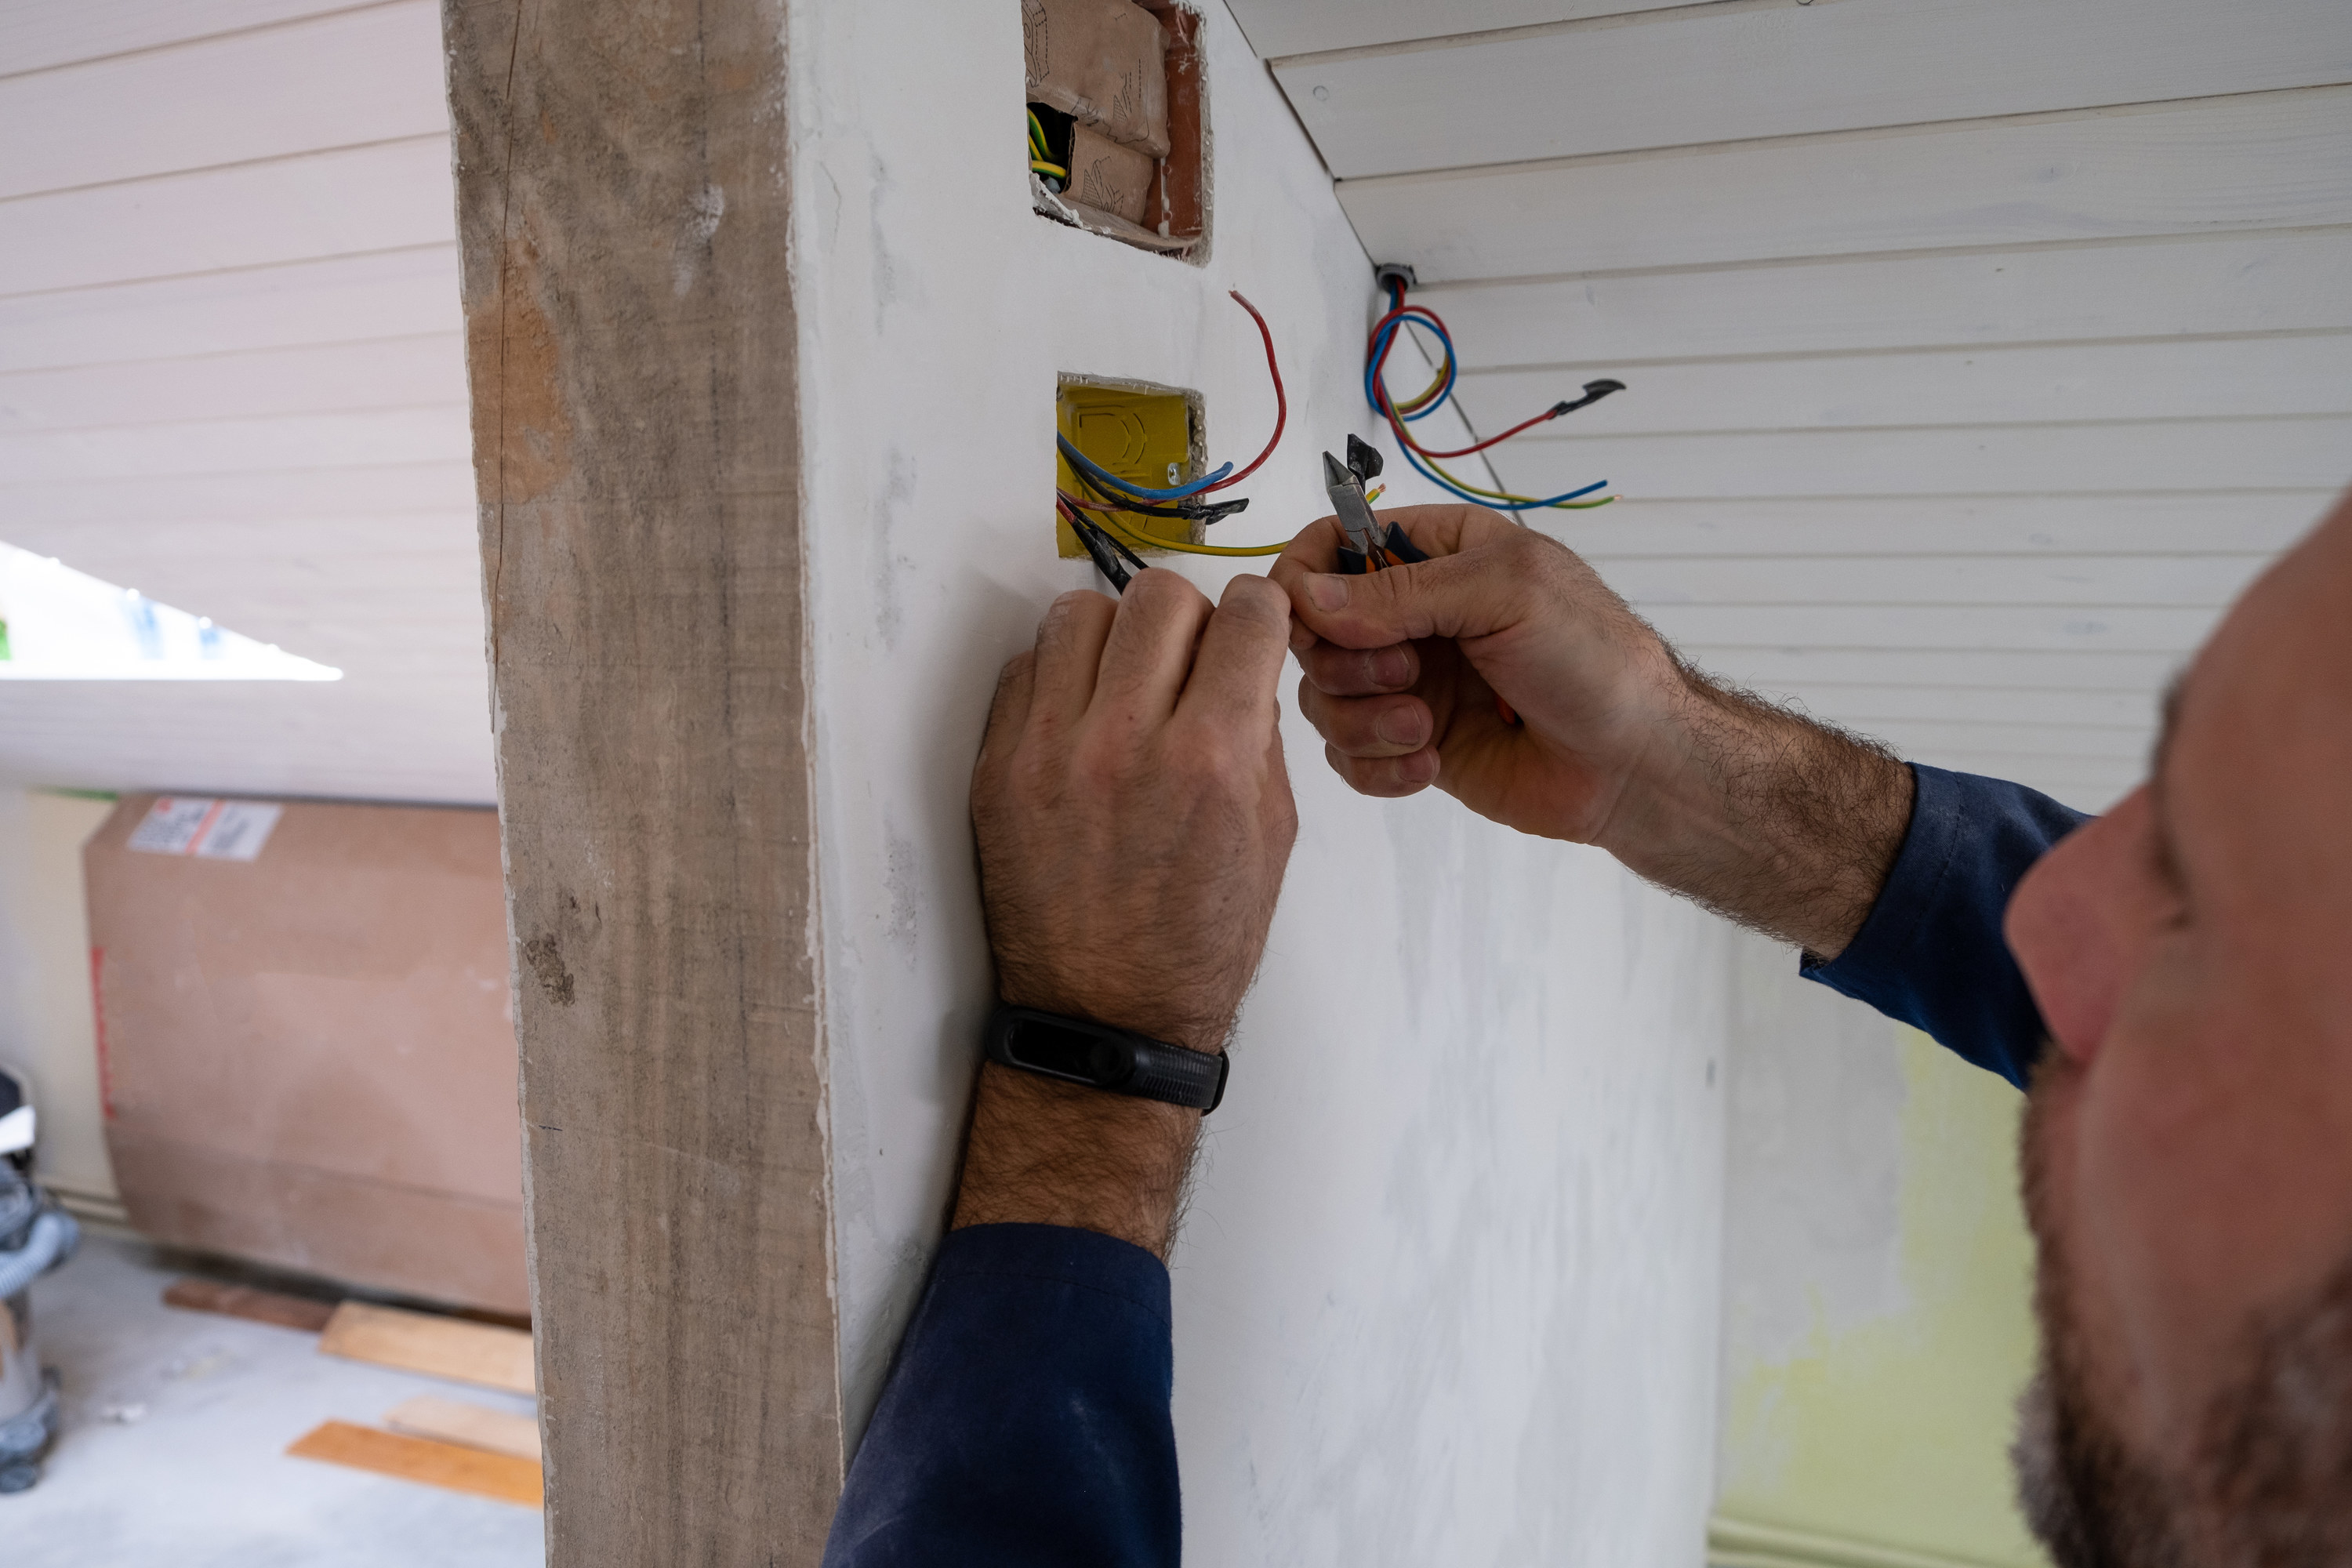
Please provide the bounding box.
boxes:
[0,334,466,430]
[1423,230,2352,370]
[0,684,492,803]
[1341,88,2352,285]
[1680,645,2192,693]
[0,406,470,481]
[1555,495,2328,558]
[0,462,474,528]
[1646,603,2223,653]
[0,2,486,801]
[1279,0,2352,179]
[1592,554,2268,608]
[1859,720,2154,761]
[0,0,360,75]
[0,1,447,199]
[1226,0,1681,59]
[0,136,454,295]
[1504,418,2352,499]
[1752,684,2162,729]
[1453,334,2352,439]
[0,248,462,372]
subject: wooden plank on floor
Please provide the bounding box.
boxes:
[287,1419,542,1507]
[1280,0,2352,179]
[384,1395,542,1461]
[162,1277,336,1333]
[1340,87,2352,283]
[318,1301,534,1395]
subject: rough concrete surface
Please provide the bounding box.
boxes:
[4,1235,541,1566]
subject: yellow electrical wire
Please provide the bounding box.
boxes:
[1073,499,1289,558]
[1410,448,1617,510]
[1031,160,1068,179]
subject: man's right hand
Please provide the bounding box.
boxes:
[1273,504,1915,960]
[1271,505,1684,847]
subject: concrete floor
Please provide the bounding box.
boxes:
[3,1233,543,1566]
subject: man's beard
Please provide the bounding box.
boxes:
[2014,1074,2352,1567]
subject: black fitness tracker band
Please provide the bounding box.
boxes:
[984,1006,1229,1113]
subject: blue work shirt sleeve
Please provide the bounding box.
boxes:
[1803,764,2092,1090]
[822,1221,1181,1568]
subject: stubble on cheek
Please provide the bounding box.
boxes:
[2012,1054,2194,1568]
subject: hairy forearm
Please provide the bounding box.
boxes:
[1602,655,1915,960]
[949,1064,1203,1260]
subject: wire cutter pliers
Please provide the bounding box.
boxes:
[1323,435,1428,575]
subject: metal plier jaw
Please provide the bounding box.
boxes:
[1323,435,1428,575]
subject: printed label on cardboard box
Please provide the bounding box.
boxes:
[126,797,284,861]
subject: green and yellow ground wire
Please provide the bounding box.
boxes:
[1027,110,1066,181]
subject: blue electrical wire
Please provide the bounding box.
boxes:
[1363,312,1457,423]
[1364,294,1612,510]
[1056,434,1234,503]
[1389,438,1610,511]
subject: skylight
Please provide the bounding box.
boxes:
[0,542,339,681]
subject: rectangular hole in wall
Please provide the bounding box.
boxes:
[1024,0,1206,260]
[1054,376,1205,558]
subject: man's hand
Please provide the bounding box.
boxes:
[1273,504,1912,959]
[956,569,1298,1257]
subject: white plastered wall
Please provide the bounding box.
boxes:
[789,2,1733,1561]
[0,787,118,1207]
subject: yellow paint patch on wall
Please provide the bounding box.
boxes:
[1719,1029,2049,1568]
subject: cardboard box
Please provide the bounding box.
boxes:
[1024,0,1169,158]
[1065,122,1156,223]
[87,795,526,1313]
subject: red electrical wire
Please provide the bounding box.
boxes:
[1202,290,1286,493]
[1365,288,1573,461]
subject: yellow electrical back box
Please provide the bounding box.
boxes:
[1054,379,1202,558]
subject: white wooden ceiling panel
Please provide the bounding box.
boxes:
[0,136,454,295]
[1643,603,2223,653]
[1225,0,1675,59]
[0,334,466,430]
[1555,495,2326,558]
[1677,646,2190,693]
[0,682,492,802]
[1340,88,2352,284]
[0,463,474,528]
[0,2,447,199]
[1422,232,2352,371]
[29,513,474,564]
[0,249,461,372]
[1279,0,2352,179]
[1594,554,2267,608]
[1857,719,2153,762]
[0,0,361,74]
[1450,335,2352,440]
[1501,417,2352,499]
[0,407,469,481]
[1753,685,2160,729]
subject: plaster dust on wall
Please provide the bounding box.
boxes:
[787,2,1732,1562]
